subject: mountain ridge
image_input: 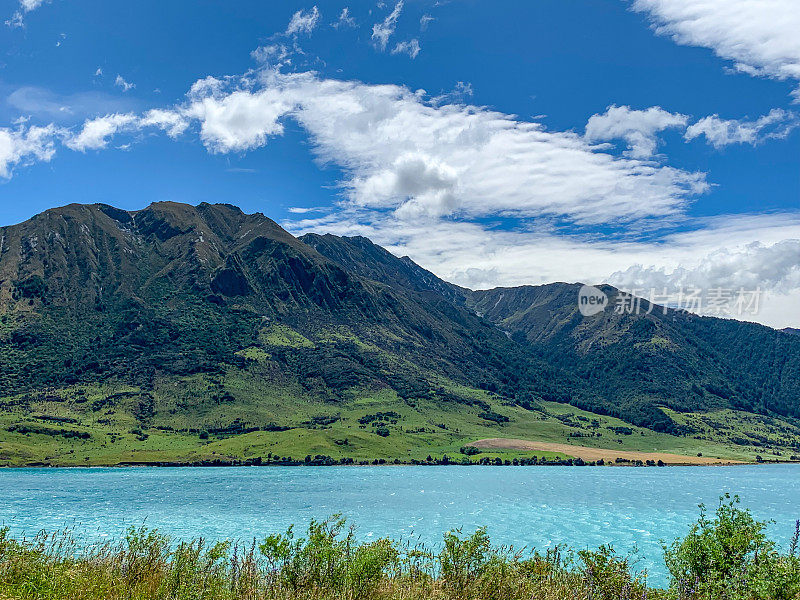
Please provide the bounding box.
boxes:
[1,201,799,466]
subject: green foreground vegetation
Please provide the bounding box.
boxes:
[0,496,798,599]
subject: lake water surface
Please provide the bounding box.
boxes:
[1,465,799,585]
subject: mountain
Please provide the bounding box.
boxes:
[299,233,467,305]
[1,202,799,466]
[0,202,546,400]
[467,285,800,431]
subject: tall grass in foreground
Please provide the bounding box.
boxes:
[0,495,798,600]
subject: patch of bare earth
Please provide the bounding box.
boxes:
[468,438,744,465]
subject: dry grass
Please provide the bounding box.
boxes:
[468,438,743,465]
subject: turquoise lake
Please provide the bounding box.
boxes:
[1,465,799,585]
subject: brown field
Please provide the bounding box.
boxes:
[468,438,745,465]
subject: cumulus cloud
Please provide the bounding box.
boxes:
[36,69,707,225]
[632,0,800,98]
[608,234,800,325]
[65,113,138,151]
[114,75,136,92]
[585,105,688,158]
[372,1,403,51]
[31,69,709,227]
[356,152,458,218]
[285,206,800,287]
[241,71,704,224]
[685,109,799,148]
[139,109,190,138]
[609,239,800,296]
[181,85,293,153]
[392,38,420,59]
[0,122,61,177]
[285,6,320,36]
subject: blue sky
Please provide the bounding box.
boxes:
[1,0,799,327]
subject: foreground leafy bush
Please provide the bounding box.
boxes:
[258,515,397,598]
[664,494,800,600]
[0,498,797,599]
[578,544,648,600]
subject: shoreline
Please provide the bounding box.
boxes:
[2,459,792,469]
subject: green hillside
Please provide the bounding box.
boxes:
[1,202,799,466]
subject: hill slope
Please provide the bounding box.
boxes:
[1,202,799,466]
[468,284,800,431]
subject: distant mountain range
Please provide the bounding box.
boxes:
[1,202,799,464]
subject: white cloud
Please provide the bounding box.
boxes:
[431,81,474,106]
[62,108,190,152]
[372,1,403,51]
[139,109,189,138]
[6,85,138,123]
[65,113,138,151]
[194,70,702,224]
[608,233,800,327]
[6,0,44,27]
[285,208,800,327]
[114,75,136,92]
[94,67,103,77]
[585,105,688,158]
[392,38,420,59]
[685,109,799,148]
[333,7,356,29]
[181,81,294,153]
[86,70,702,225]
[251,44,290,66]
[60,69,706,226]
[420,14,434,31]
[609,239,800,296]
[285,6,320,36]
[286,209,800,289]
[632,0,800,98]
[1,65,797,327]
[0,122,60,178]
[287,206,328,214]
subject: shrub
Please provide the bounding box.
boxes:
[259,516,397,598]
[438,527,493,596]
[578,545,647,600]
[664,493,800,599]
[477,411,509,424]
[0,503,796,600]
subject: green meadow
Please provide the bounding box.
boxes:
[2,361,799,467]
